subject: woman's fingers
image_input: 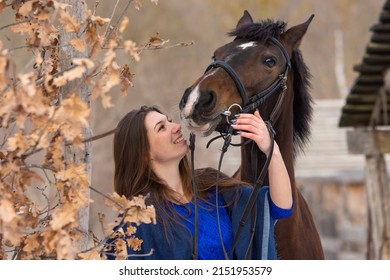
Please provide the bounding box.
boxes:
[231,111,271,154]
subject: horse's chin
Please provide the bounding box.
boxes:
[185,116,223,137]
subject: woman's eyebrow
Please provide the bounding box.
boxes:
[154,120,163,131]
[153,116,169,131]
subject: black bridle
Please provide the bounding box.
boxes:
[190,37,291,260]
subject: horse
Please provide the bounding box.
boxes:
[179,10,324,259]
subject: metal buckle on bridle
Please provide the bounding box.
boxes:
[222,103,243,126]
[280,73,288,92]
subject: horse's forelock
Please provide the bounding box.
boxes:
[291,49,313,157]
[228,19,287,42]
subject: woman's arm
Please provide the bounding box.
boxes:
[230,110,293,209]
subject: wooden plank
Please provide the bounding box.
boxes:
[347,129,390,154]
[347,94,390,105]
[365,154,390,259]
[353,63,386,74]
[342,103,389,113]
[363,54,390,65]
[339,114,370,127]
[370,23,390,32]
[380,10,390,23]
[372,33,390,43]
[355,74,384,84]
[367,42,390,54]
[350,84,382,93]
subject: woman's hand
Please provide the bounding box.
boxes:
[230,110,273,155]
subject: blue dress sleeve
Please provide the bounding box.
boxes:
[267,191,293,220]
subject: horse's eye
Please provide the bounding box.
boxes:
[264,57,276,67]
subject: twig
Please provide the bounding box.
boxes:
[83,128,115,143]
[24,164,57,172]
[89,185,122,208]
[0,19,30,32]
[103,0,134,47]
[103,0,122,38]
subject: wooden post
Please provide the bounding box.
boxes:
[59,0,91,251]
[347,129,390,259]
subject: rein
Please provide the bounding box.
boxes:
[190,36,291,260]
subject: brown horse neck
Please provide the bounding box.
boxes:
[239,127,296,192]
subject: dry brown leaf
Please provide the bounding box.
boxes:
[18,0,38,17]
[56,163,87,183]
[23,233,41,254]
[57,231,76,260]
[50,205,77,230]
[123,40,140,62]
[0,90,16,127]
[41,230,58,256]
[18,72,37,97]
[149,35,169,47]
[52,64,87,87]
[114,238,127,260]
[125,225,137,235]
[78,247,104,260]
[54,93,90,138]
[36,22,59,47]
[73,57,94,69]
[0,1,7,14]
[52,0,71,11]
[120,64,134,95]
[6,132,34,157]
[70,38,86,53]
[59,10,81,33]
[2,219,24,246]
[90,15,110,27]
[119,16,129,33]
[134,0,142,10]
[0,199,17,223]
[10,21,35,36]
[127,236,142,251]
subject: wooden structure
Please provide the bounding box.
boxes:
[339,0,390,259]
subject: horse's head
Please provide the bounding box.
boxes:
[179,11,314,137]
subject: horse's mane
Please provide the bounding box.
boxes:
[229,19,313,157]
[228,19,287,43]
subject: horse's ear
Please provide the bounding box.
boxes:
[281,14,314,49]
[236,10,254,28]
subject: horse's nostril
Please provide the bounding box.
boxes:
[179,87,192,110]
[199,90,216,109]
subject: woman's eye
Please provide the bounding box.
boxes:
[158,125,165,132]
[264,57,276,67]
[211,55,216,61]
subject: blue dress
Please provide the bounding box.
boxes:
[106,185,293,260]
[172,188,292,259]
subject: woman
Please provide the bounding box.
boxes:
[106,105,293,260]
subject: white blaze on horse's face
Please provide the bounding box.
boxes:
[181,71,216,119]
[182,84,200,119]
[238,41,257,50]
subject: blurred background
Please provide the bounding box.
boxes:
[1,0,387,259]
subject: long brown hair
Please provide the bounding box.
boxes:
[113,105,244,235]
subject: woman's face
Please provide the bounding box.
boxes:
[145,111,188,165]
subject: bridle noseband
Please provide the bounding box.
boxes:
[190,36,291,260]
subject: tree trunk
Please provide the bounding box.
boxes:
[59,0,91,251]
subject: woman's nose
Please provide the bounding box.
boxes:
[172,122,181,133]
